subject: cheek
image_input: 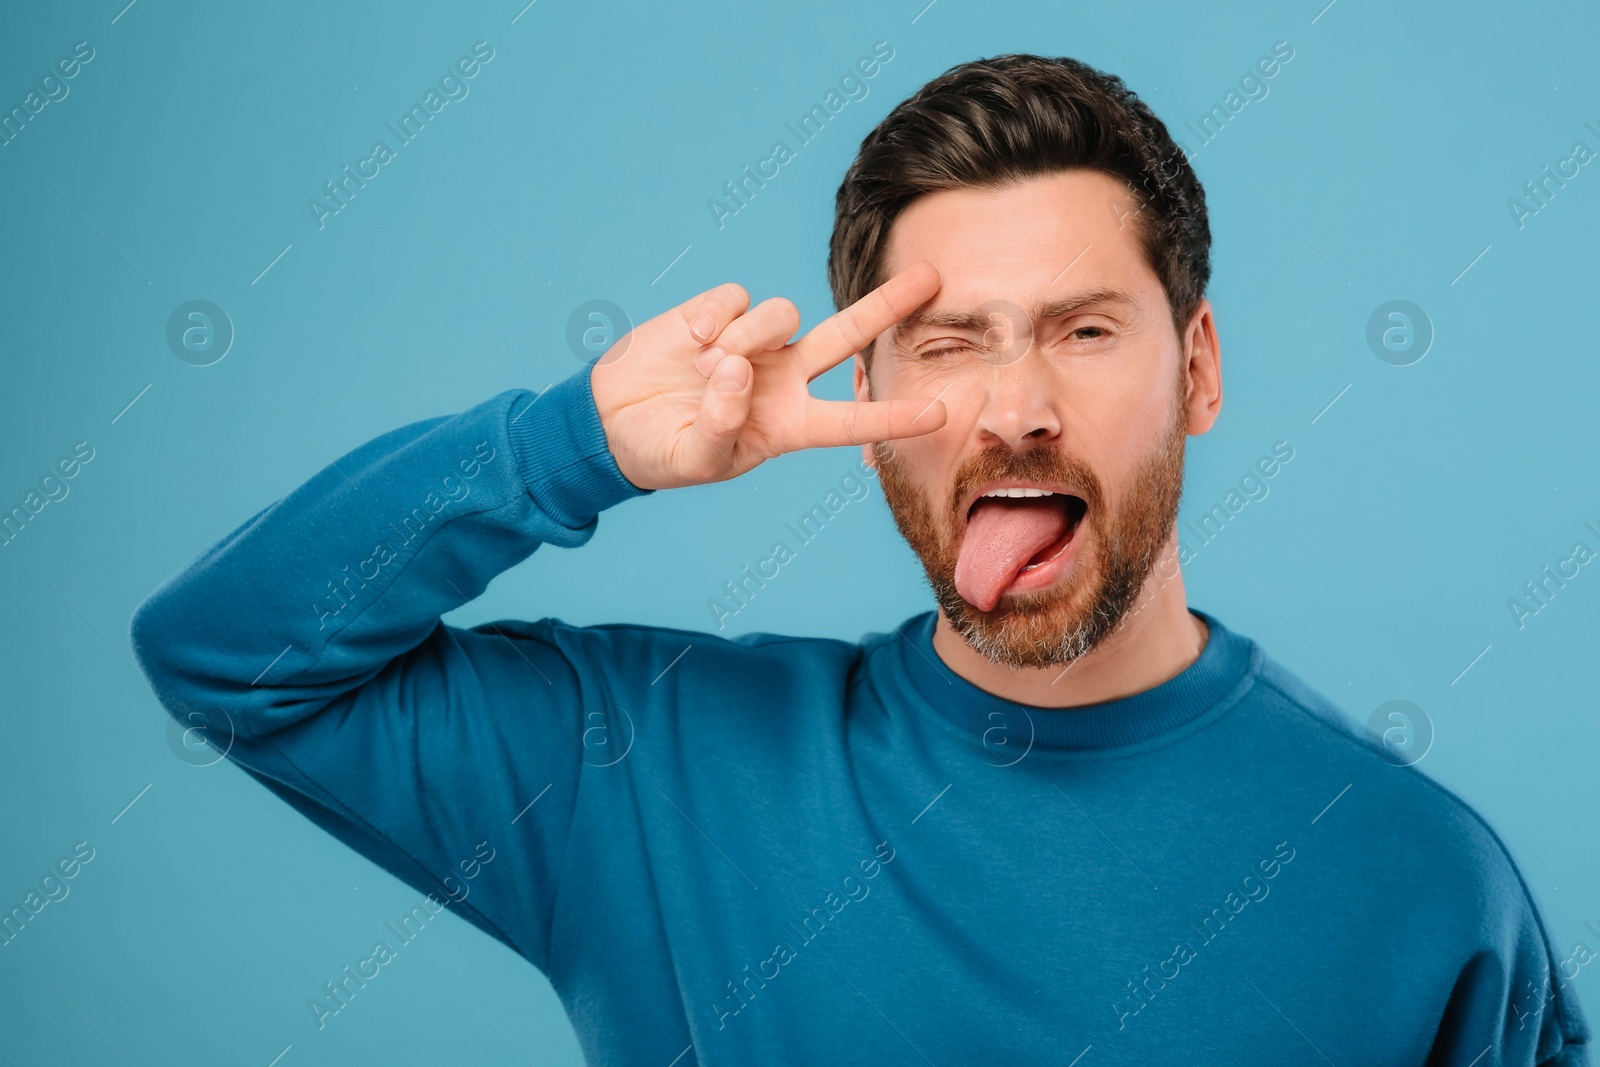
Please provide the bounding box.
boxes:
[914,394,980,472]
[876,427,959,523]
[1055,364,1150,455]
[874,363,971,454]
[908,363,986,427]
[879,427,947,489]
[1049,363,1180,500]
[1103,365,1181,447]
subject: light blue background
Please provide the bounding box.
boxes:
[3,0,1598,1062]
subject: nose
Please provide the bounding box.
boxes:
[973,351,1063,450]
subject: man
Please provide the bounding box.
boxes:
[131,54,1588,1064]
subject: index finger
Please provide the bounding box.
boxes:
[792,260,942,380]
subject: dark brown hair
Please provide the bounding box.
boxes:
[828,53,1210,362]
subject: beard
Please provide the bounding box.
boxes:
[873,381,1188,670]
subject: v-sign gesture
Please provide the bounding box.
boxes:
[590,261,948,491]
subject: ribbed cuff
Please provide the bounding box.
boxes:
[506,361,652,529]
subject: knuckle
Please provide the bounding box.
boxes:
[716,321,750,353]
[768,296,801,329]
[835,305,866,351]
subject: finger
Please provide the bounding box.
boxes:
[693,296,802,378]
[678,282,751,344]
[714,296,803,358]
[793,395,947,451]
[791,260,942,381]
[687,352,754,469]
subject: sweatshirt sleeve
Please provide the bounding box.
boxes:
[128,362,650,972]
[1426,859,1592,1066]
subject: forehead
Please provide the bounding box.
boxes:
[881,169,1162,324]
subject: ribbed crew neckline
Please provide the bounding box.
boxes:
[887,608,1258,754]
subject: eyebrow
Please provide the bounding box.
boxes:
[892,286,1138,337]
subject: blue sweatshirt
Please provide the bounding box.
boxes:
[130,362,1590,1065]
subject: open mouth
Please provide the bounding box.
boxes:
[956,488,1088,610]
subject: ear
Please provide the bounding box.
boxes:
[1181,298,1222,436]
[853,354,875,470]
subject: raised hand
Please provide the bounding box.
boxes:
[589,261,948,491]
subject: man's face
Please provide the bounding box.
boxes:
[854,169,1212,669]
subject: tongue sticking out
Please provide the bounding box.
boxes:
[954,498,1071,612]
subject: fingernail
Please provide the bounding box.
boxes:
[690,313,716,342]
[713,355,747,391]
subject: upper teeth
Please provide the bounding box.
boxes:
[981,488,1054,498]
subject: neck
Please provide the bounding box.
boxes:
[930,533,1208,708]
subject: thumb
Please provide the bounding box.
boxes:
[690,351,753,467]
